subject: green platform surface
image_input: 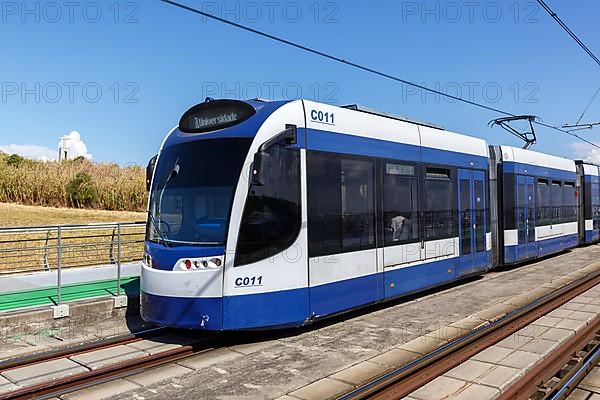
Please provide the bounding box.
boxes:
[0,277,140,312]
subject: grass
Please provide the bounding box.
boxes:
[0,203,146,227]
[0,203,146,274]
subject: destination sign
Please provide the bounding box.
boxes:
[179,100,256,133]
[191,111,239,130]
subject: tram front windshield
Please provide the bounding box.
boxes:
[147,138,252,247]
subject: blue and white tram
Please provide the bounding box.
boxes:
[141,98,493,330]
[491,146,579,264]
[577,161,600,244]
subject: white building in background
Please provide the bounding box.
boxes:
[57,131,91,161]
[58,135,70,161]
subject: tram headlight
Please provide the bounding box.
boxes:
[179,259,196,270]
[143,252,158,269]
[174,256,224,271]
[143,252,152,267]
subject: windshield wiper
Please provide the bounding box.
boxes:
[148,159,181,248]
[158,159,180,216]
[147,212,171,248]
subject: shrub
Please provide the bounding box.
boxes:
[66,172,99,208]
[0,153,146,211]
[6,154,24,167]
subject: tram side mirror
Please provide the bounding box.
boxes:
[146,154,158,191]
[251,124,297,187]
[251,150,270,186]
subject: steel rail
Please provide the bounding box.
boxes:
[339,268,600,400]
[499,328,600,400]
[545,337,600,400]
[23,345,198,400]
[0,333,221,400]
[0,327,166,373]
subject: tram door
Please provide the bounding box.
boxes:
[457,169,487,276]
[307,154,379,317]
[516,175,537,259]
[593,180,600,241]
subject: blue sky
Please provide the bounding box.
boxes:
[0,0,598,165]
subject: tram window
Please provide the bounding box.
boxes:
[551,181,562,224]
[235,144,301,266]
[383,163,419,245]
[594,183,600,230]
[474,179,486,252]
[155,196,183,235]
[386,163,415,176]
[147,138,252,247]
[502,174,516,231]
[307,153,343,256]
[563,182,577,223]
[426,168,450,180]
[340,159,375,252]
[307,152,376,257]
[423,168,456,240]
[537,179,550,226]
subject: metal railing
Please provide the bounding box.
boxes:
[0,221,146,303]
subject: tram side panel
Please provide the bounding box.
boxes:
[593,165,600,242]
[488,145,503,268]
[576,161,600,244]
[223,100,310,330]
[303,100,492,321]
[498,146,578,265]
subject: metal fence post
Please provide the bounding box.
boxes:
[117,223,121,296]
[43,229,51,271]
[57,226,62,305]
[109,226,116,264]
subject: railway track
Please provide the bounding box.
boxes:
[529,333,600,400]
[339,269,600,400]
[0,327,166,372]
[0,327,220,400]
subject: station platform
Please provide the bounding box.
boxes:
[0,263,140,312]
